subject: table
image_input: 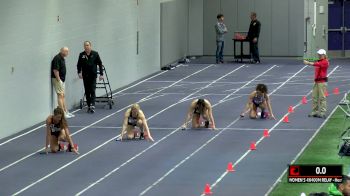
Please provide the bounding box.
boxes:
[233,38,251,63]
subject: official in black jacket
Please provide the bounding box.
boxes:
[247,12,261,63]
[77,41,104,113]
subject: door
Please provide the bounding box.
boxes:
[328,0,350,56]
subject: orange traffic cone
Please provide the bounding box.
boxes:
[250,141,256,150]
[263,129,270,137]
[283,115,290,123]
[302,96,307,104]
[227,162,235,172]
[203,184,212,195]
[333,87,340,95]
[325,90,329,97]
[288,106,294,113]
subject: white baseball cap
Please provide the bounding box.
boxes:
[317,49,327,55]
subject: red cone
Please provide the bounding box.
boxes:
[288,106,294,113]
[283,115,290,123]
[250,141,256,150]
[227,162,235,172]
[203,184,212,195]
[333,87,340,95]
[263,129,270,137]
[302,96,307,104]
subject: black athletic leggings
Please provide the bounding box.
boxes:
[83,75,97,107]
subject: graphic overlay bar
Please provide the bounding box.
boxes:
[288,165,343,183]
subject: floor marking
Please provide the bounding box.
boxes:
[68,126,315,132]
[140,65,305,195]
[13,65,245,195]
[74,65,247,196]
[116,92,312,97]
[201,66,339,196]
[138,66,278,195]
[264,66,341,195]
[0,95,162,174]
[2,65,213,175]
[0,71,168,147]
[264,104,339,196]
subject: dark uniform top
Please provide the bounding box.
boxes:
[51,53,66,82]
[77,50,103,77]
[247,19,261,41]
[50,117,62,137]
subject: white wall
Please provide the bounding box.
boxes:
[160,0,189,67]
[188,0,204,56]
[0,0,180,139]
[305,0,328,58]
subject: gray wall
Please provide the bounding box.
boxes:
[160,0,189,67]
[305,0,328,58]
[203,0,305,57]
[188,0,204,56]
[0,0,188,139]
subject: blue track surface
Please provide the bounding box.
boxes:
[0,58,349,196]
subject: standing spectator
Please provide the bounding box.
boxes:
[215,14,228,64]
[51,47,75,118]
[77,41,104,113]
[247,12,261,64]
[303,49,329,118]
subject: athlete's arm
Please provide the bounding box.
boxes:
[139,111,154,142]
[120,109,130,141]
[206,101,216,129]
[266,95,275,120]
[182,101,196,129]
[45,117,52,154]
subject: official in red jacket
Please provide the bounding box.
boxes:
[303,49,329,118]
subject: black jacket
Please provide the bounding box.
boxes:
[247,19,261,41]
[77,50,103,77]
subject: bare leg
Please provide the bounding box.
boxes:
[241,102,252,117]
[192,114,200,128]
[125,126,135,140]
[57,93,67,112]
[49,135,59,153]
[249,105,258,119]
[202,112,211,128]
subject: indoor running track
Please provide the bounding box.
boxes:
[0,58,349,196]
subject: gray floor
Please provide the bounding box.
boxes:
[0,58,349,196]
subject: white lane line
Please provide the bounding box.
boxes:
[2,65,212,174]
[0,96,164,174]
[117,92,312,97]
[140,65,314,196]
[212,65,277,106]
[264,105,339,196]
[264,66,341,195]
[202,66,339,196]
[69,126,315,131]
[0,71,168,147]
[72,65,247,196]
[139,118,241,196]
[68,126,316,132]
[71,65,246,195]
[13,65,244,196]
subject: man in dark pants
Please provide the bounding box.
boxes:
[247,12,261,64]
[77,41,104,113]
[215,14,228,64]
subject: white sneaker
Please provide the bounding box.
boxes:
[65,113,75,118]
